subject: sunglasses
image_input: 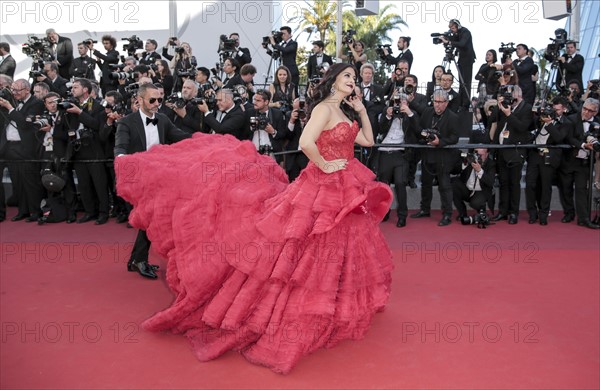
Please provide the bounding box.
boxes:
[147,97,163,104]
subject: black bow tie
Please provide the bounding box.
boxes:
[146,117,158,126]
[316,54,322,58]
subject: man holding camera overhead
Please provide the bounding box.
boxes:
[306,41,333,80]
[439,19,475,111]
[91,35,120,95]
[270,27,299,94]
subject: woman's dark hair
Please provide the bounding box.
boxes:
[273,65,291,88]
[307,63,360,124]
[431,65,445,82]
[487,49,498,63]
[157,59,171,77]
[225,57,240,72]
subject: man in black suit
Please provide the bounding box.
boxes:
[440,20,475,110]
[35,62,69,98]
[439,72,460,113]
[245,89,287,163]
[138,39,162,66]
[115,83,191,279]
[525,97,568,225]
[70,42,97,81]
[453,148,496,219]
[359,63,384,106]
[0,79,45,222]
[557,41,584,92]
[214,58,243,90]
[229,33,252,68]
[166,79,203,134]
[558,98,600,229]
[383,36,413,70]
[198,88,246,141]
[514,44,537,105]
[376,93,419,227]
[46,29,74,79]
[306,40,333,80]
[270,26,299,94]
[490,85,533,224]
[0,42,16,78]
[92,35,120,95]
[411,90,459,226]
[284,98,309,181]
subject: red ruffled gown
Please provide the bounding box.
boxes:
[115,120,394,374]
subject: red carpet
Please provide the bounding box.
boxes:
[1,208,599,389]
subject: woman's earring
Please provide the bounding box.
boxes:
[330,86,336,96]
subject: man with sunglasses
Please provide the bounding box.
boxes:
[115,83,191,279]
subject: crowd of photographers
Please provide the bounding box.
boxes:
[0,23,598,230]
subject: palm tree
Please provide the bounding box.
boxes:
[290,0,350,44]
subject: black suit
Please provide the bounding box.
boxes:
[284,119,308,181]
[452,156,496,216]
[525,115,568,220]
[203,104,246,141]
[41,76,70,98]
[418,107,460,216]
[0,96,45,218]
[222,73,244,90]
[385,49,413,70]
[115,111,191,263]
[306,53,333,79]
[232,47,252,68]
[376,111,419,218]
[245,107,287,162]
[54,36,74,79]
[514,57,537,105]
[172,103,204,134]
[138,51,162,66]
[492,100,534,217]
[558,54,584,90]
[70,56,97,80]
[452,27,476,108]
[272,39,299,91]
[93,48,120,94]
[558,113,597,222]
[0,54,16,78]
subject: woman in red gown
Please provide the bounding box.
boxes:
[116,63,394,374]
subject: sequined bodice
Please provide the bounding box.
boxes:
[315,121,359,161]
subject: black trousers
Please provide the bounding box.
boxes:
[3,142,43,217]
[74,161,109,216]
[497,153,524,216]
[0,161,6,220]
[285,152,309,182]
[378,150,410,218]
[420,161,453,216]
[457,59,473,108]
[452,178,490,216]
[558,159,591,221]
[131,230,151,262]
[525,153,556,218]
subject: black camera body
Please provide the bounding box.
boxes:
[262,31,283,47]
[584,122,600,152]
[22,35,54,62]
[431,31,455,45]
[250,113,269,131]
[543,29,569,63]
[83,39,97,46]
[461,210,491,229]
[109,71,135,81]
[537,104,556,119]
[100,99,127,115]
[376,44,392,62]
[165,92,187,109]
[420,128,440,143]
[177,68,197,78]
[57,97,80,110]
[191,95,216,111]
[169,37,178,46]
[498,42,516,56]
[174,46,186,54]
[122,35,143,54]
[342,29,356,45]
[498,85,515,108]
[463,151,482,165]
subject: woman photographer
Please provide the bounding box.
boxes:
[162,39,197,92]
[338,40,367,77]
[426,65,445,103]
[475,49,502,98]
[212,57,242,90]
[152,59,174,96]
[268,65,296,114]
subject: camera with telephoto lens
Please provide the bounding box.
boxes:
[543,28,568,62]
[177,68,197,78]
[250,113,269,132]
[297,98,307,120]
[536,104,556,119]
[342,29,356,45]
[26,114,54,129]
[584,122,600,152]
[192,95,217,111]
[498,42,516,56]
[29,70,45,79]
[100,99,127,115]
[109,63,126,71]
[122,35,143,54]
[218,34,237,53]
[431,31,455,45]
[461,210,491,229]
[0,87,16,107]
[498,85,515,108]
[462,151,482,165]
[57,97,80,110]
[22,35,54,62]
[83,39,97,46]
[124,82,140,96]
[390,89,406,118]
[420,128,440,143]
[174,46,186,55]
[165,92,187,109]
[109,71,135,81]
[262,31,283,47]
[376,44,392,62]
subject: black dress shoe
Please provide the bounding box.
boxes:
[491,213,508,221]
[577,220,600,229]
[528,215,538,224]
[25,215,39,223]
[383,210,390,222]
[127,259,160,279]
[116,213,129,224]
[539,217,548,226]
[127,259,159,271]
[508,214,518,225]
[411,210,431,219]
[95,215,109,225]
[438,216,452,226]
[396,217,406,228]
[77,214,97,223]
[11,213,29,222]
[408,180,417,189]
[561,214,575,223]
[66,213,76,224]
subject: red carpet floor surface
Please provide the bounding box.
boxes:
[1,208,599,389]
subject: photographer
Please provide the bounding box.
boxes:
[92,35,120,95]
[246,89,287,163]
[452,148,496,221]
[383,60,409,102]
[240,63,257,102]
[565,80,584,114]
[338,40,367,76]
[383,36,413,70]
[376,92,419,227]
[166,79,204,134]
[70,42,97,81]
[411,90,459,226]
[558,98,600,229]
[513,44,536,105]
[152,59,174,96]
[489,85,533,225]
[475,49,502,99]
[46,29,74,79]
[307,41,333,80]
[439,72,460,113]
[57,78,108,224]
[557,41,584,93]
[164,40,197,92]
[285,97,309,181]
[525,97,568,225]
[34,62,69,99]
[440,19,475,109]
[138,39,162,65]
[425,65,445,104]
[268,65,296,114]
[0,42,17,78]
[228,33,252,68]
[198,88,246,140]
[32,82,50,101]
[213,57,242,90]
[0,78,45,222]
[270,26,299,94]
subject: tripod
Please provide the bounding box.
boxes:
[261,50,280,90]
[539,59,566,104]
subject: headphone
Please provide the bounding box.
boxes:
[449,19,462,29]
